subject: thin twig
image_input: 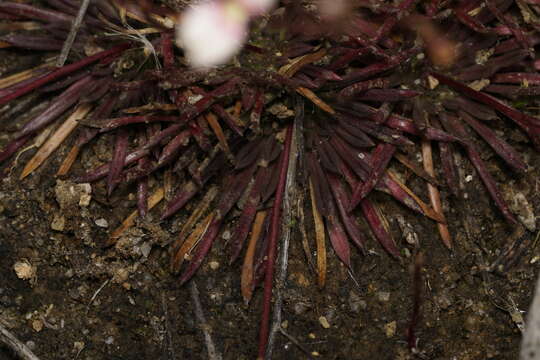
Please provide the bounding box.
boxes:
[189,280,222,360]
[161,293,176,360]
[56,0,91,67]
[86,279,109,314]
[266,96,302,359]
[0,322,41,360]
[520,272,540,360]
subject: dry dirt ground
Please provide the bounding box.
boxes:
[1,48,540,360]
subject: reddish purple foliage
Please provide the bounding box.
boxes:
[1,0,539,354]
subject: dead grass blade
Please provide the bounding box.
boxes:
[170,185,218,249]
[56,144,80,176]
[108,187,164,245]
[0,60,53,89]
[309,178,326,288]
[386,170,446,224]
[421,140,452,249]
[0,21,41,32]
[206,112,232,159]
[241,210,267,304]
[171,212,215,273]
[278,48,326,78]
[296,86,335,115]
[394,152,441,186]
[298,192,316,272]
[20,103,92,179]
[122,103,176,114]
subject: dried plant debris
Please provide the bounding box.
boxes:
[1,0,540,356]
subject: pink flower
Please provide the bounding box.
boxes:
[176,1,248,68]
[176,0,277,68]
[237,0,277,16]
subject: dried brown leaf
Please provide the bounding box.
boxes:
[422,140,452,249]
[386,170,445,224]
[310,179,326,288]
[278,48,326,78]
[56,144,80,177]
[241,210,267,304]
[206,112,232,159]
[171,212,215,273]
[296,86,335,115]
[21,103,92,179]
[108,187,164,245]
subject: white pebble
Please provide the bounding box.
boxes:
[95,218,108,228]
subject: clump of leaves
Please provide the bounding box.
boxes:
[1,0,539,356]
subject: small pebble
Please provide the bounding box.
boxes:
[319,316,330,329]
[31,319,43,332]
[427,75,439,89]
[113,268,129,283]
[348,291,367,313]
[385,321,396,337]
[51,214,66,231]
[13,260,36,281]
[74,341,84,352]
[140,242,152,258]
[95,218,108,228]
[222,230,231,240]
[377,292,390,302]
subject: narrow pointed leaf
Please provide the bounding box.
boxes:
[349,144,395,211]
[310,178,326,288]
[440,113,518,225]
[0,43,129,107]
[458,110,527,172]
[17,75,93,139]
[107,187,164,245]
[106,128,129,196]
[360,199,400,258]
[241,210,267,304]
[327,173,367,252]
[258,125,293,358]
[171,212,215,273]
[421,140,452,249]
[21,103,92,179]
[327,216,351,269]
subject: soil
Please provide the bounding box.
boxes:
[1,34,540,360]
